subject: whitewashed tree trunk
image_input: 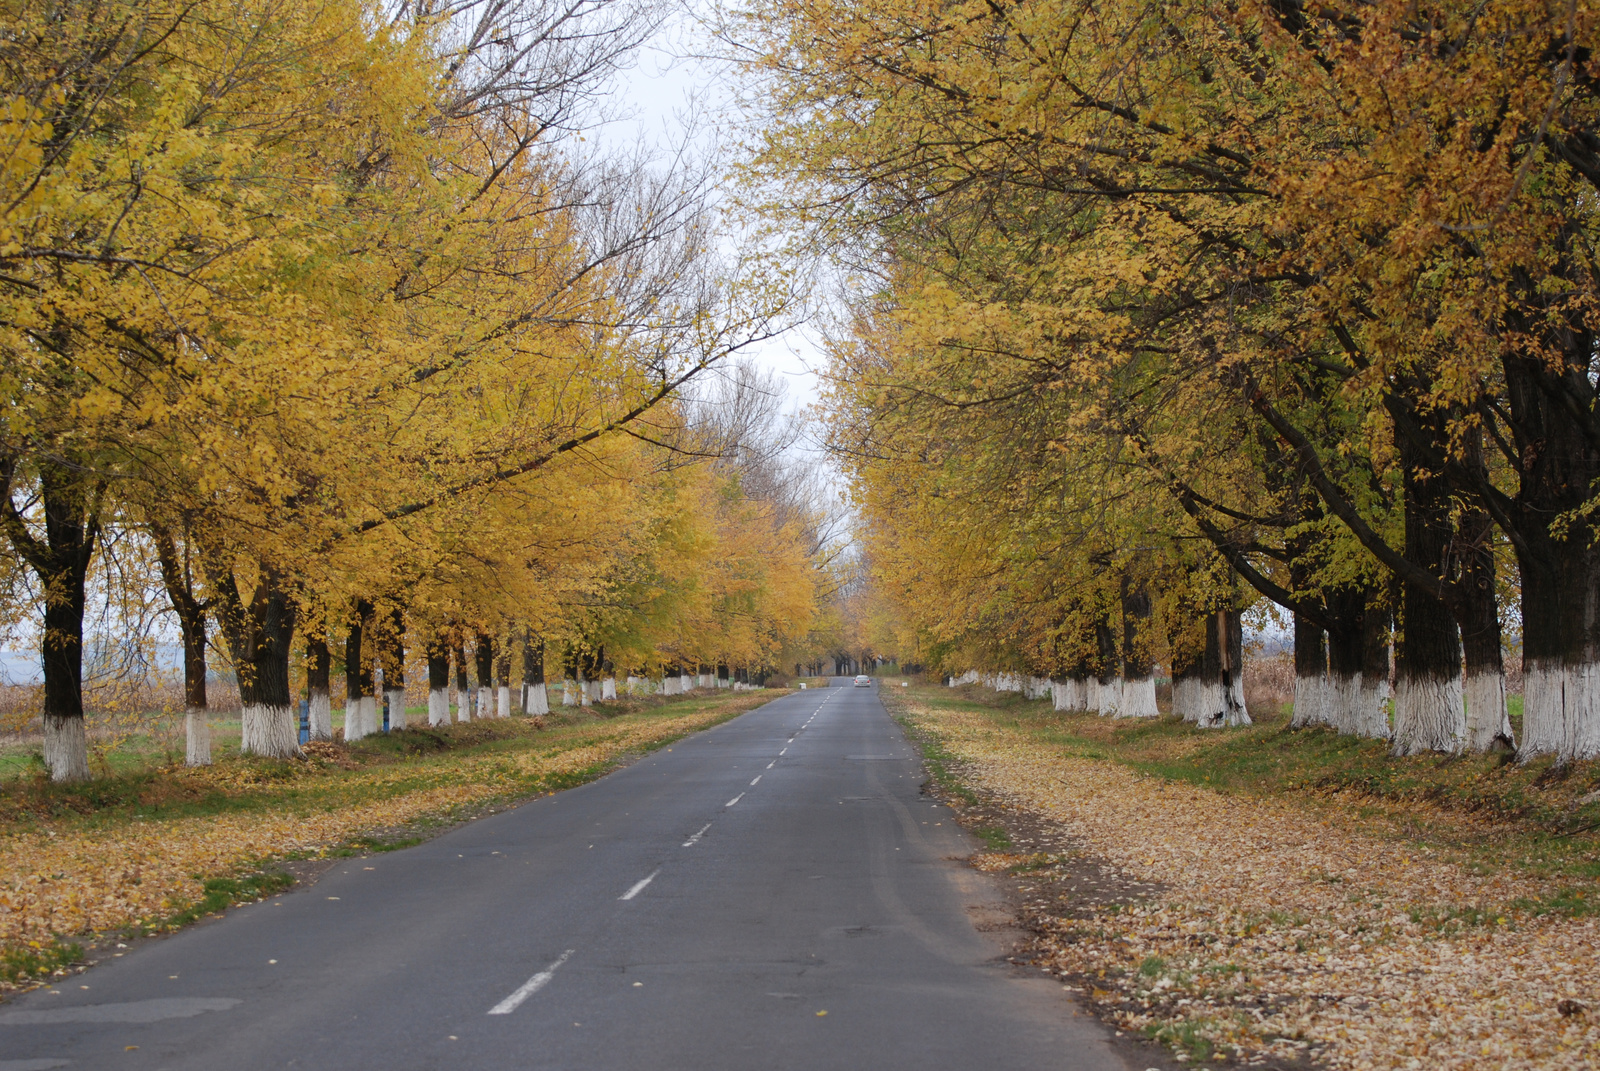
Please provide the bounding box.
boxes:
[1520,659,1567,758]
[185,709,212,766]
[602,677,617,700]
[360,695,379,738]
[680,673,693,692]
[309,688,331,741]
[241,704,298,758]
[1225,671,1249,727]
[456,683,473,722]
[386,688,408,731]
[1463,669,1513,751]
[563,679,578,705]
[1118,676,1158,718]
[428,687,449,726]
[526,682,549,715]
[1171,678,1199,723]
[1291,674,1326,729]
[1095,678,1122,716]
[1188,680,1224,727]
[1392,674,1465,755]
[1571,664,1600,760]
[1325,672,1359,735]
[1350,674,1392,738]
[43,714,90,781]
[497,685,511,718]
[479,684,495,716]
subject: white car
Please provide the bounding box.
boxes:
[853,674,872,687]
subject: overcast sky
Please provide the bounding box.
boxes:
[599,9,827,420]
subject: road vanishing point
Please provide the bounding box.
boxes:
[1,681,1128,1070]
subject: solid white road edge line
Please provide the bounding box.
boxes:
[682,822,712,847]
[726,792,744,807]
[619,868,661,901]
[488,950,575,1015]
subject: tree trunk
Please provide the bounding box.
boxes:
[1291,613,1327,729]
[428,630,451,726]
[495,641,511,718]
[379,606,406,731]
[1454,506,1513,752]
[453,635,472,721]
[306,635,332,741]
[1093,611,1120,715]
[476,632,495,717]
[1354,601,1393,739]
[1502,285,1600,761]
[152,524,212,765]
[1167,600,1206,724]
[344,601,374,741]
[0,460,100,781]
[522,632,547,716]
[222,568,298,759]
[1323,590,1366,737]
[1392,458,1466,755]
[1201,609,1250,728]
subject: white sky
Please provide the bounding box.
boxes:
[599,9,828,420]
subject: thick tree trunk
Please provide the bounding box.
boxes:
[1502,295,1600,761]
[1454,507,1513,752]
[230,573,298,759]
[1118,568,1159,718]
[1,461,100,781]
[1291,613,1327,729]
[1354,602,1393,739]
[1093,611,1120,715]
[1322,587,1368,735]
[307,635,332,741]
[1201,609,1250,728]
[1392,460,1466,755]
[428,632,451,726]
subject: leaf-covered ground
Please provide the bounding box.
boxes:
[890,686,1600,1071]
[0,690,769,992]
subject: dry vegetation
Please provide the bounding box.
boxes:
[891,684,1600,1070]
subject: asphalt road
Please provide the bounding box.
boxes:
[1,680,1127,1071]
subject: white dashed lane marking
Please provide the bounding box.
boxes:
[726,793,744,807]
[488,950,574,1015]
[619,869,661,901]
[683,823,711,847]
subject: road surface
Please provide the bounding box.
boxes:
[1,680,1127,1070]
